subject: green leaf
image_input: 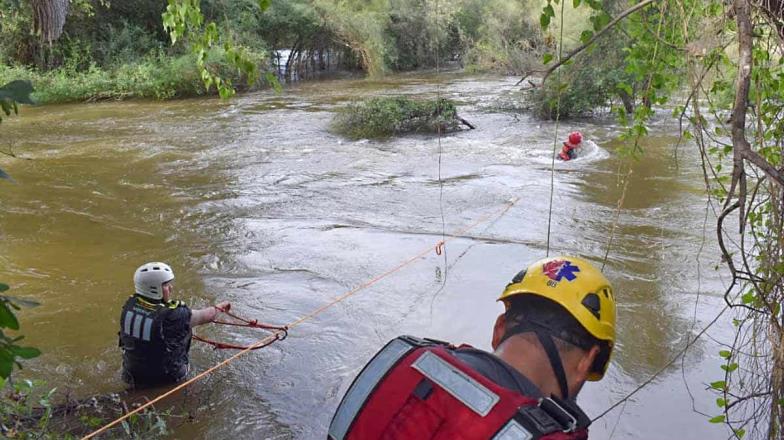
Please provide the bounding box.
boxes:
[540,12,551,29]
[0,353,13,378]
[12,346,40,359]
[0,284,8,293]
[708,2,722,17]
[573,0,581,7]
[617,82,633,97]
[719,350,731,359]
[0,303,19,330]
[257,0,271,10]
[708,415,725,423]
[543,53,554,64]
[710,380,726,390]
[716,398,726,407]
[720,362,738,372]
[742,291,755,304]
[0,80,35,105]
[587,0,602,9]
[580,30,594,44]
[591,12,611,31]
[0,99,12,116]
[734,428,746,439]
[544,4,555,16]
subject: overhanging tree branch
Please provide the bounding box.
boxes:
[517,0,658,87]
[730,0,784,216]
[741,148,784,187]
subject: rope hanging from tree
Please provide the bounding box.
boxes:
[30,0,69,44]
[192,307,288,350]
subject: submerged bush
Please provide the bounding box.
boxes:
[528,68,615,119]
[332,96,463,139]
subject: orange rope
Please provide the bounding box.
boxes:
[82,198,518,439]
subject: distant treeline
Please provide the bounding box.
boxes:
[0,0,553,102]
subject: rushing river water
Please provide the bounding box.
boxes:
[0,72,735,439]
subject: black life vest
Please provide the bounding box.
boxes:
[119,295,191,387]
[329,336,590,440]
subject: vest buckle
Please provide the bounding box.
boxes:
[513,396,589,438]
[538,397,578,433]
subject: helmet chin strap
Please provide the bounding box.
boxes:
[533,330,570,400]
[500,322,570,400]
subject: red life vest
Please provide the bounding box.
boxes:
[329,336,590,440]
[559,142,577,161]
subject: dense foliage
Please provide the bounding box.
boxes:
[0,0,559,102]
[538,0,784,437]
[529,28,641,119]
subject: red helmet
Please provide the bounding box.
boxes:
[568,131,583,145]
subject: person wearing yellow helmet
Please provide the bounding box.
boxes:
[494,256,615,400]
[328,256,616,440]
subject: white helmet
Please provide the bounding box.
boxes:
[133,262,175,300]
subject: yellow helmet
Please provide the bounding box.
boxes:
[498,256,616,381]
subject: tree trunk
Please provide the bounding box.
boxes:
[286,39,302,82]
[30,0,69,44]
[616,89,635,115]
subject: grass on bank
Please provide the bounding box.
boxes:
[0,379,174,439]
[332,96,464,139]
[0,50,267,104]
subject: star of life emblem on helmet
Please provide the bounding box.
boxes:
[542,260,580,282]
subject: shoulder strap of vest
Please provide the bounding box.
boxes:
[130,295,184,311]
[166,299,184,309]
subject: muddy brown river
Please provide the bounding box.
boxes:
[0,72,734,438]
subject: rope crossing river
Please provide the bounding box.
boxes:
[82,198,519,439]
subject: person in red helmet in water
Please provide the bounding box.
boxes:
[559,131,583,161]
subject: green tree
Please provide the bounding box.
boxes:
[533,0,784,437]
[161,0,275,98]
